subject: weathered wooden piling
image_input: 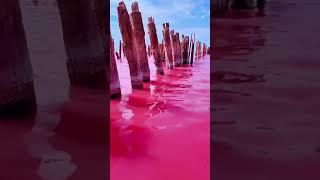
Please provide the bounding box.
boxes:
[196,41,202,59]
[181,35,186,64]
[159,42,165,61]
[187,34,193,63]
[117,1,144,89]
[56,0,106,89]
[147,45,151,57]
[162,23,174,69]
[190,34,195,64]
[119,40,122,59]
[0,0,37,115]
[130,1,150,82]
[147,17,164,75]
[170,30,180,67]
[110,34,121,98]
[175,32,182,66]
[203,43,207,56]
[200,42,202,58]
[195,41,198,59]
[182,36,190,64]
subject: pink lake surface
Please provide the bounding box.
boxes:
[110,56,210,180]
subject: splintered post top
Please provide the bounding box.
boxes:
[148,17,154,23]
[131,1,139,12]
[170,30,174,35]
[163,22,170,29]
[119,1,125,6]
[118,1,127,11]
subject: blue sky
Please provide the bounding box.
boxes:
[110,0,210,49]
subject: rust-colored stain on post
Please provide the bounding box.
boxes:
[130,1,150,82]
[147,17,164,75]
[117,1,143,89]
[110,33,121,98]
[162,22,174,69]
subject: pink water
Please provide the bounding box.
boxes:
[212,0,320,179]
[0,2,108,179]
[110,56,210,180]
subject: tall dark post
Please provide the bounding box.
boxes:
[56,0,107,89]
[162,22,174,69]
[119,40,122,59]
[175,32,182,66]
[117,1,143,89]
[0,0,36,114]
[190,34,195,64]
[182,36,190,64]
[187,33,192,64]
[147,17,164,75]
[130,1,150,82]
[110,33,121,98]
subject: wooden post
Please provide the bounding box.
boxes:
[110,34,121,98]
[117,1,143,89]
[181,35,186,64]
[162,22,174,69]
[119,40,122,59]
[170,30,178,67]
[182,36,190,64]
[0,0,36,114]
[190,34,195,64]
[130,1,150,82]
[196,41,201,59]
[159,42,165,62]
[147,17,164,75]
[204,44,206,56]
[147,45,151,57]
[187,33,192,64]
[195,41,198,59]
[175,32,182,66]
[56,0,107,89]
